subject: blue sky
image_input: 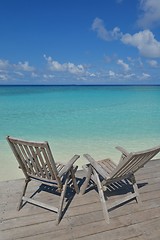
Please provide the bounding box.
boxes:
[0,0,160,85]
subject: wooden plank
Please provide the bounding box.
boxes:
[1,219,71,240]
[22,196,58,212]
[1,160,160,240]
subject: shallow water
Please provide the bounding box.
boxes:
[0,85,160,181]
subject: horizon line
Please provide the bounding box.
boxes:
[0,84,160,87]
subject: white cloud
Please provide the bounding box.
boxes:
[92,17,122,41]
[137,0,160,28]
[138,57,144,66]
[0,59,9,69]
[127,57,144,67]
[91,16,160,60]
[117,59,130,71]
[0,59,35,73]
[44,56,64,71]
[43,74,55,79]
[121,30,160,58]
[14,71,24,77]
[91,17,160,60]
[0,72,8,81]
[124,73,136,79]
[107,71,136,81]
[31,72,38,78]
[89,73,96,77]
[44,55,85,75]
[147,59,158,67]
[108,70,116,77]
[139,72,151,79]
[14,61,35,72]
[66,62,85,74]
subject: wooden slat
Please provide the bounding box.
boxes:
[18,144,32,173]
[35,147,51,179]
[41,147,55,180]
[19,144,35,175]
[98,159,116,174]
[23,145,40,175]
[29,146,44,177]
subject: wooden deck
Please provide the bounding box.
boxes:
[1,159,160,240]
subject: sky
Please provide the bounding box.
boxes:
[0,0,160,85]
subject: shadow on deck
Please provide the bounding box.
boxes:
[1,159,160,240]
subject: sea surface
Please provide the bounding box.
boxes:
[0,85,160,181]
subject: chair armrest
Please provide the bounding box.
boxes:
[83,154,108,179]
[115,146,129,162]
[58,154,80,178]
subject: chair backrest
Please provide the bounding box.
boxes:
[7,136,62,186]
[109,145,160,179]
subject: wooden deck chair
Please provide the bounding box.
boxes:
[7,136,80,224]
[81,145,160,223]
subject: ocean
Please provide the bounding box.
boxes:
[0,85,160,181]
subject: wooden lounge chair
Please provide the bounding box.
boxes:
[81,145,160,223]
[7,136,80,224]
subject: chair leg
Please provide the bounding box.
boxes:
[92,169,110,224]
[131,175,142,205]
[80,165,92,195]
[18,178,30,210]
[70,167,80,194]
[56,172,70,225]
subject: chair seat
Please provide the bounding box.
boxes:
[97,158,117,175]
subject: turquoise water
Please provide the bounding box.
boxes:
[0,85,160,181]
